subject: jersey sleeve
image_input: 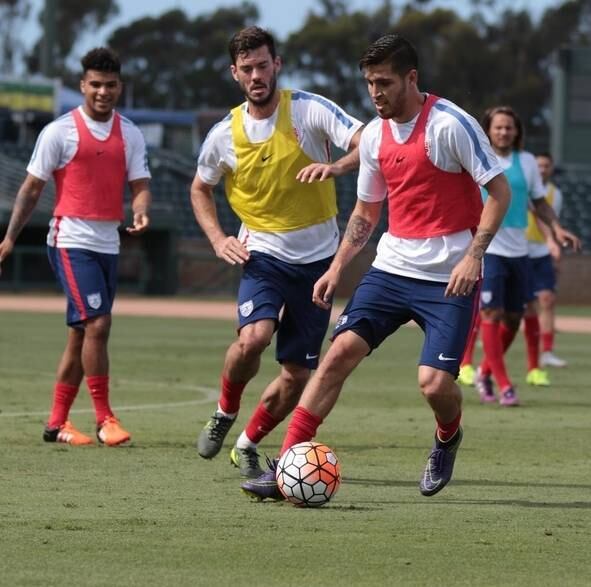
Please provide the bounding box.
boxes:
[296,91,364,151]
[196,115,232,186]
[125,124,151,181]
[553,186,563,216]
[522,152,546,200]
[26,121,66,181]
[357,120,387,203]
[438,105,503,186]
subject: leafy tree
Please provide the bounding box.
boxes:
[282,0,397,117]
[107,2,259,109]
[0,0,31,75]
[27,0,120,80]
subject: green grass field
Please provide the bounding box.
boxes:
[1,311,589,586]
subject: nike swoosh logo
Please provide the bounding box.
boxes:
[438,353,457,361]
[262,154,273,161]
[306,353,319,360]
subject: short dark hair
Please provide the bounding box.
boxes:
[228,26,276,64]
[481,105,524,150]
[359,34,418,76]
[81,47,121,76]
[536,151,553,161]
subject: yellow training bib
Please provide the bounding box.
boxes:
[526,183,555,243]
[225,90,337,232]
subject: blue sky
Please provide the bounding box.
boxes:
[27,0,562,46]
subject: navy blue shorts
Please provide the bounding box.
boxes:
[480,253,528,313]
[527,255,556,300]
[237,251,332,369]
[47,246,118,327]
[332,267,478,376]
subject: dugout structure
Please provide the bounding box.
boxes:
[552,46,591,169]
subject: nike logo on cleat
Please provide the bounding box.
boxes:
[438,353,457,361]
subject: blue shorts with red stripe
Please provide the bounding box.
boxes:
[47,246,118,327]
[237,251,332,369]
[331,267,478,376]
[527,254,556,300]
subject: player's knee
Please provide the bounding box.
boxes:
[84,314,112,341]
[418,368,451,399]
[538,290,555,309]
[281,365,310,393]
[236,332,270,360]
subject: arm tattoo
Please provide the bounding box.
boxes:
[344,215,372,248]
[467,229,494,260]
[6,191,41,241]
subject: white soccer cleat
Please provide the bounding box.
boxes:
[540,351,567,368]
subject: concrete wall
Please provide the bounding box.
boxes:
[177,238,591,305]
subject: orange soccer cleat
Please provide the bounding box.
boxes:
[96,416,131,446]
[43,421,94,446]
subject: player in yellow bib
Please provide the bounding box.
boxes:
[190,27,363,477]
[523,153,567,369]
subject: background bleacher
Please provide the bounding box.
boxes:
[1,143,590,295]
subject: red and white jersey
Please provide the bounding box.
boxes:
[27,106,150,254]
[358,95,502,282]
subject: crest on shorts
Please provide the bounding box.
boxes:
[87,292,102,309]
[481,291,493,304]
[239,300,254,317]
[336,314,348,328]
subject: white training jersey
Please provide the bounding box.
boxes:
[487,150,546,258]
[528,183,563,258]
[27,106,151,254]
[197,90,363,264]
[357,95,503,282]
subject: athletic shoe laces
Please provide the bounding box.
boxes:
[206,414,234,441]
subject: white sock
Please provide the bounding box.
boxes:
[216,404,237,419]
[235,430,257,450]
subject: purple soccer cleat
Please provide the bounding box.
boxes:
[499,387,520,407]
[475,367,496,403]
[240,457,284,501]
[420,427,463,497]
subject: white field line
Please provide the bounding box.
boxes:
[0,384,218,418]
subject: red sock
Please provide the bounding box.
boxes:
[436,411,462,442]
[542,332,554,353]
[280,406,323,456]
[245,402,281,444]
[461,313,481,366]
[219,376,246,415]
[480,322,517,375]
[479,321,512,390]
[47,382,79,428]
[86,375,113,424]
[524,315,540,370]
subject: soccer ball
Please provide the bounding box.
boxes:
[276,441,341,507]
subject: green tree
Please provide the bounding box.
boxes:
[27,0,120,79]
[0,0,31,75]
[107,2,259,109]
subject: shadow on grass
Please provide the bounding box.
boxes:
[344,476,591,490]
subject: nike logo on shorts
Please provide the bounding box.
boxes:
[438,353,457,361]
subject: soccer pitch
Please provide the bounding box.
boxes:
[0,311,589,586]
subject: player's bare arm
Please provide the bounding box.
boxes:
[445,172,510,297]
[313,198,382,309]
[531,197,582,252]
[0,174,46,276]
[296,128,363,183]
[127,178,152,235]
[190,174,249,266]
